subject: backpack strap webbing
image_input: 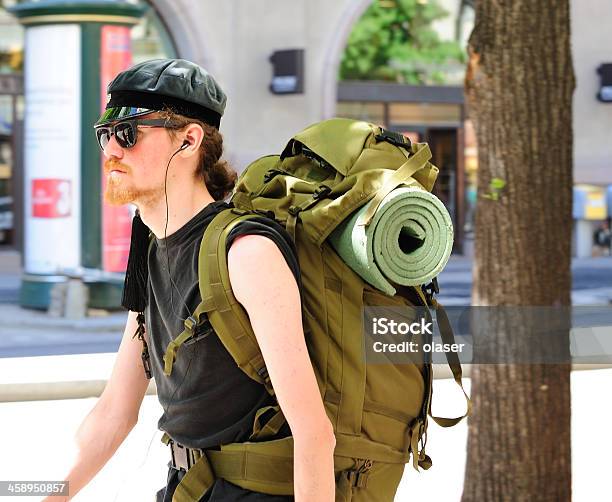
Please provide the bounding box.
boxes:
[285,184,333,242]
[171,437,295,500]
[171,451,215,502]
[406,286,471,427]
[162,208,275,396]
[171,432,414,500]
[162,297,216,376]
[429,298,472,427]
[358,142,432,227]
[249,405,286,441]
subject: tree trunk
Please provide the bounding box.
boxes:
[462,1,574,501]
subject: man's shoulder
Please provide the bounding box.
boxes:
[226,215,294,250]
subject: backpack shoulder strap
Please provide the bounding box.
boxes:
[162,207,274,396]
[429,297,472,427]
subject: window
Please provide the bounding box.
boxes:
[336,102,386,125]
[0,0,24,75]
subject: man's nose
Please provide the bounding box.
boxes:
[103,133,124,159]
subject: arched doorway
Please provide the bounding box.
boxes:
[320,0,373,119]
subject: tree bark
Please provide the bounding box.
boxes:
[462,1,574,501]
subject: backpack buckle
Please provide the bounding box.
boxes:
[184,315,198,332]
[184,322,213,346]
[345,459,373,488]
[312,185,332,200]
[168,438,204,471]
[257,366,270,381]
[375,129,412,149]
[423,277,439,301]
[288,205,302,216]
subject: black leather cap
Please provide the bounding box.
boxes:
[95,58,227,129]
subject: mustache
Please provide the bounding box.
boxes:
[104,160,131,174]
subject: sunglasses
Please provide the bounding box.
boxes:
[94,118,180,151]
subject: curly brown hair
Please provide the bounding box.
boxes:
[159,108,237,201]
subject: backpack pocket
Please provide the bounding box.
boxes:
[321,245,367,437]
[361,287,426,452]
[334,456,405,502]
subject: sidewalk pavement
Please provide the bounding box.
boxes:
[0,303,125,357]
[1,370,610,501]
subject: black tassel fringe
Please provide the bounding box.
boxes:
[121,209,150,313]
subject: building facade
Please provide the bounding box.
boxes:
[0,0,610,259]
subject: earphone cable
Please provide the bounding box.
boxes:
[160,143,199,423]
[163,146,194,321]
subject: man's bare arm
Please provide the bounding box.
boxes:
[228,235,336,502]
[43,311,150,501]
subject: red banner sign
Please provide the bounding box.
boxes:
[100,25,134,273]
[32,179,72,218]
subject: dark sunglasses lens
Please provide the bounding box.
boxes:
[96,128,111,150]
[115,122,136,148]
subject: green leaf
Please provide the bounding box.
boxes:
[339,0,467,84]
[490,178,506,190]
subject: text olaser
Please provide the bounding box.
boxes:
[373,342,466,353]
[372,317,433,335]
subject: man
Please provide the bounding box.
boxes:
[48,59,335,501]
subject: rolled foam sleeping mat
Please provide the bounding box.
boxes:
[327,186,454,296]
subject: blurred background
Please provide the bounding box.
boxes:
[0,0,610,500]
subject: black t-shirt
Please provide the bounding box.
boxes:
[145,200,299,450]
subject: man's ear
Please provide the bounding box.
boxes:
[179,122,204,156]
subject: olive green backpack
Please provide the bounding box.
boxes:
[162,118,470,501]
